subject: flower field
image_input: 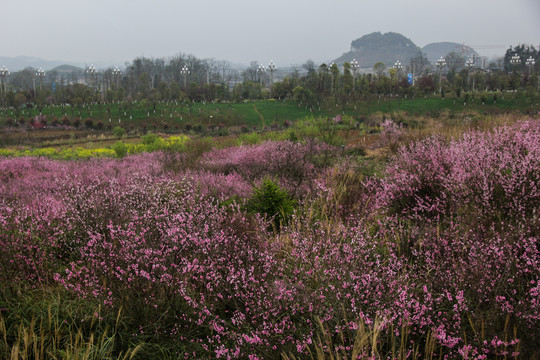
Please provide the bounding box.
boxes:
[0,118,539,359]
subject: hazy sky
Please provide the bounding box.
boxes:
[2,0,539,66]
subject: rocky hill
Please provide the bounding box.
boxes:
[333,32,422,69]
[422,42,478,62]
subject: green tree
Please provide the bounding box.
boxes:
[292,86,315,105]
[247,177,295,230]
[453,74,464,94]
[330,63,340,96]
[13,93,27,114]
[445,52,466,80]
[138,73,151,98]
[112,126,126,138]
[373,62,389,94]
[373,62,386,78]
[342,62,354,94]
[112,141,128,157]
[317,64,332,97]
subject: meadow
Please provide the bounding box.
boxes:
[0,110,539,359]
[1,91,538,133]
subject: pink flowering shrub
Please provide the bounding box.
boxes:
[54,178,290,355]
[0,119,539,358]
[274,212,538,358]
[178,170,253,199]
[332,114,343,124]
[199,140,335,196]
[0,204,61,291]
[377,120,540,225]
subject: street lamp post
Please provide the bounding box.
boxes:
[509,54,522,90]
[393,60,402,74]
[113,67,122,90]
[350,59,360,90]
[393,60,402,91]
[87,65,96,84]
[329,62,336,96]
[34,68,46,109]
[525,56,535,74]
[258,64,266,90]
[181,65,190,88]
[510,53,521,71]
[86,65,97,100]
[36,68,45,91]
[436,57,446,94]
[0,66,10,108]
[465,57,475,91]
[525,56,536,90]
[268,61,276,88]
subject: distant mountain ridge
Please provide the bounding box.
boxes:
[0,56,119,71]
[333,32,484,69]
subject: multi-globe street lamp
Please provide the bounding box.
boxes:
[329,62,336,95]
[33,68,46,107]
[87,64,97,80]
[393,60,402,90]
[436,57,446,94]
[465,57,475,91]
[525,56,535,74]
[510,53,521,69]
[0,66,10,108]
[86,64,97,93]
[350,59,360,90]
[393,60,402,73]
[258,64,266,89]
[36,67,45,91]
[113,67,122,90]
[181,65,190,88]
[525,56,537,90]
[508,53,523,91]
[268,61,276,88]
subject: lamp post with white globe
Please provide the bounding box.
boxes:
[510,53,521,71]
[351,59,360,90]
[525,56,535,74]
[113,67,122,90]
[268,61,276,87]
[525,56,537,91]
[465,57,475,91]
[258,64,266,89]
[393,60,402,91]
[0,66,10,108]
[436,57,446,94]
[181,65,190,88]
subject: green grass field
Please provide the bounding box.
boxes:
[1,100,322,128]
[1,92,538,132]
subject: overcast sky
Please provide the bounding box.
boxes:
[2,0,539,67]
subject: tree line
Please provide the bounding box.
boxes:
[1,45,538,111]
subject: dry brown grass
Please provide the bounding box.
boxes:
[0,305,142,360]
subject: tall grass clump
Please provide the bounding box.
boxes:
[0,289,144,360]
